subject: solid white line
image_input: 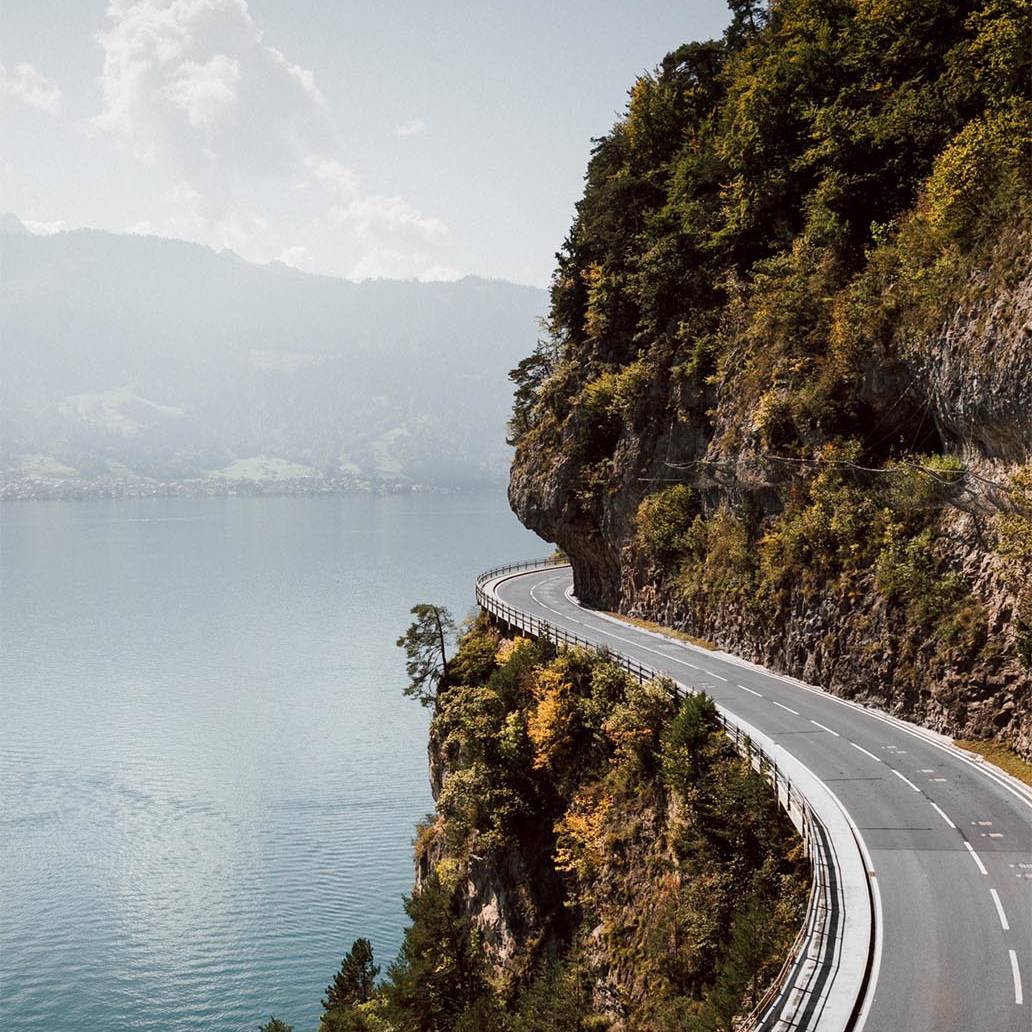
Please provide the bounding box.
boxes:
[929,802,956,829]
[1010,950,1023,1006]
[739,684,763,697]
[507,568,1032,815]
[990,889,1010,931]
[891,769,921,792]
[810,719,840,737]
[851,742,882,763]
[964,841,989,876]
[772,700,800,715]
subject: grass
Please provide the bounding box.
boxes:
[954,740,1032,788]
[606,612,718,651]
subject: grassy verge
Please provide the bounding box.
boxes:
[954,740,1032,788]
[606,611,718,651]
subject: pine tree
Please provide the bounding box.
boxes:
[396,604,455,706]
[322,938,379,1010]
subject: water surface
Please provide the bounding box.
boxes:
[0,493,541,1031]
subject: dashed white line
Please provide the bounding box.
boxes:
[929,802,956,829]
[964,841,989,876]
[810,719,840,737]
[708,672,729,682]
[738,684,763,697]
[1010,950,1024,1006]
[772,700,801,715]
[851,742,882,763]
[990,889,1010,931]
[891,769,921,792]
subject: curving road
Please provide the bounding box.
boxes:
[492,565,1031,1032]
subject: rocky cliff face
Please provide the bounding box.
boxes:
[511,238,1032,761]
[405,626,806,1028]
[508,2,1031,760]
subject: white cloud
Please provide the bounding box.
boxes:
[22,219,68,235]
[94,0,327,205]
[0,63,62,114]
[331,193,449,247]
[164,54,241,129]
[305,155,360,198]
[351,248,460,282]
[275,244,313,270]
[88,0,460,282]
[395,118,425,137]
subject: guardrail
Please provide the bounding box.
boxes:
[476,558,845,1032]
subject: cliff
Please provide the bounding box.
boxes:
[509,0,1032,758]
[320,620,807,1030]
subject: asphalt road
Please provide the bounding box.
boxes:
[495,565,1032,1032]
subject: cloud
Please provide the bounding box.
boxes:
[89,1,460,282]
[0,63,62,114]
[331,193,449,247]
[94,0,327,208]
[395,118,425,137]
[22,219,68,235]
[275,244,313,270]
[164,54,241,129]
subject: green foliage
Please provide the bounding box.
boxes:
[314,619,805,1030]
[662,693,720,788]
[259,1020,293,1032]
[397,604,456,706]
[323,939,379,1011]
[384,873,490,1031]
[636,485,698,565]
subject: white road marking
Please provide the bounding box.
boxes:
[543,570,1032,814]
[810,720,840,737]
[708,672,729,681]
[891,769,921,792]
[772,700,800,715]
[851,742,883,763]
[964,841,989,876]
[990,888,1010,931]
[929,802,956,829]
[739,684,763,697]
[1010,950,1024,1005]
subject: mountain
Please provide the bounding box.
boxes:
[0,223,545,495]
[507,0,1031,757]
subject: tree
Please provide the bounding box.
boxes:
[397,604,455,706]
[507,333,559,444]
[323,938,380,1010]
[259,1019,293,1032]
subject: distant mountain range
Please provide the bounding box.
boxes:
[0,216,545,497]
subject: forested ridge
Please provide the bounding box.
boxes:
[509,0,1032,758]
[303,620,806,1030]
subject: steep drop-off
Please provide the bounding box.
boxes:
[509,0,1032,757]
[318,621,806,1031]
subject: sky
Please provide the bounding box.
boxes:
[1,1,731,286]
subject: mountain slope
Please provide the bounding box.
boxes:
[508,0,1032,756]
[0,221,545,494]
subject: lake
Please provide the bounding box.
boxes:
[0,492,543,1032]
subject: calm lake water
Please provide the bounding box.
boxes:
[0,493,542,1032]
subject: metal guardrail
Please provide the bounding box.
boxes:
[476,558,841,1032]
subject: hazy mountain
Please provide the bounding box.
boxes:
[0,216,545,496]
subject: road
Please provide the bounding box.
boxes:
[493,565,1031,1032]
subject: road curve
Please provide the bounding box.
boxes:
[491,564,1031,1032]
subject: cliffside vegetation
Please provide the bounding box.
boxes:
[509,0,1032,756]
[318,618,807,1030]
